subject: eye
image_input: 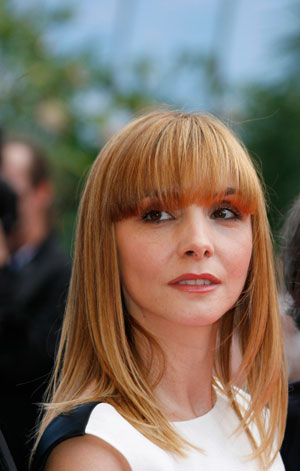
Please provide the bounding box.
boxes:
[211,207,239,220]
[142,210,172,223]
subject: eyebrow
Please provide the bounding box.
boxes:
[220,187,236,196]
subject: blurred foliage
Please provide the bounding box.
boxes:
[169,2,300,238]
[0,0,299,248]
[241,80,300,234]
[240,3,300,236]
[0,0,155,250]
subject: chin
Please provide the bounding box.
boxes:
[173,312,222,328]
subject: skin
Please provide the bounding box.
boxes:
[116,196,253,420]
[45,435,131,471]
[116,197,252,331]
[46,191,253,470]
[0,142,53,252]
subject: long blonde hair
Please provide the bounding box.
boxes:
[34,110,287,467]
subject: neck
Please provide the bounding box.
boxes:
[23,218,49,248]
[136,320,218,421]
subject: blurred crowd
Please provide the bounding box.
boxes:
[0,134,71,470]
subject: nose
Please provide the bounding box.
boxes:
[177,207,214,260]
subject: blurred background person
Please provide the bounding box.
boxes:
[0,138,71,470]
[279,193,300,471]
[0,176,19,471]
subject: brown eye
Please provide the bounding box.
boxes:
[149,211,162,221]
[142,210,172,223]
[212,208,238,220]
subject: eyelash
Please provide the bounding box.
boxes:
[141,209,172,223]
[141,204,241,223]
[211,204,241,220]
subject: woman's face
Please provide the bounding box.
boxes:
[115,192,253,333]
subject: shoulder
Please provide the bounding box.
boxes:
[34,234,71,275]
[31,402,100,471]
[283,381,300,438]
[281,382,300,471]
[45,434,131,471]
[288,381,300,406]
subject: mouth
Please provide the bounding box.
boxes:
[168,273,221,284]
[177,279,213,285]
[168,273,221,293]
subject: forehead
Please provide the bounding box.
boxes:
[92,113,261,222]
[1,143,33,194]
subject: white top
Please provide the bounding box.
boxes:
[85,388,285,471]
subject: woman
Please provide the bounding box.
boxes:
[31,111,287,470]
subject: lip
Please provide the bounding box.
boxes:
[168,273,221,293]
[168,273,221,284]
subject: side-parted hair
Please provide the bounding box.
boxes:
[35,111,287,468]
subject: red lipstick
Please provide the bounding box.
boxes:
[168,273,221,293]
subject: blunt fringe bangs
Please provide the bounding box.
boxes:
[90,111,262,222]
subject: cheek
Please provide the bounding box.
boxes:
[117,235,167,286]
[227,233,252,281]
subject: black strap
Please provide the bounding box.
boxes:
[30,402,100,471]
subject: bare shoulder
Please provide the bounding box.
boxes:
[45,434,131,471]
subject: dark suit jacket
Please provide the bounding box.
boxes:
[0,233,71,471]
[281,381,300,471]
[0,429,17,471]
